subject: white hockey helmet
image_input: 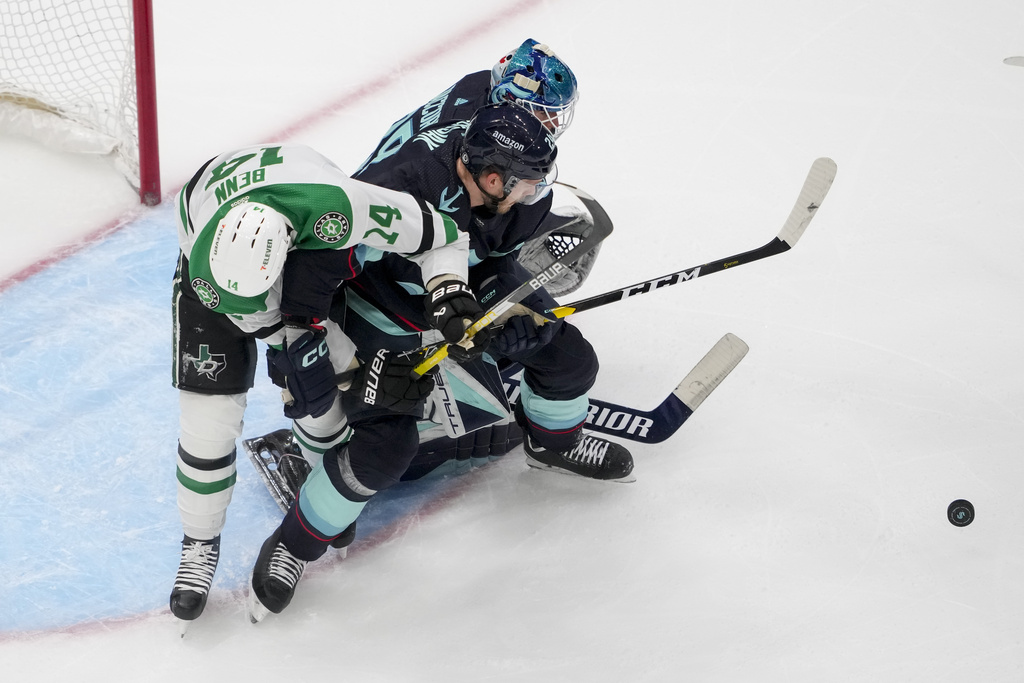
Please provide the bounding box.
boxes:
[209,202,292,297]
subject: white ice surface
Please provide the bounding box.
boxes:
[1,1,1023,681]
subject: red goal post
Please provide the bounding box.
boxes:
[0,0,161,205]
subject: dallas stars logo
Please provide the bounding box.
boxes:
[314,212,351,244]
[184,344,227,381]
[191,277,220,309]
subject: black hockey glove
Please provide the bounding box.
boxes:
[349,349,437,412]
[424,279,493,363]
[492,313,558,357]
[267,326,338,419]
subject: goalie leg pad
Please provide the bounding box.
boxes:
[404,416,521,480]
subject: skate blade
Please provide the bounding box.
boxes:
[247,591,271,624]
[177,618,194,638]
[525,456,637,484]
[246,571,272,624]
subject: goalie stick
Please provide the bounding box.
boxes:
[550,157,837,318]
[246,333,749,512]
[502,332,748,443]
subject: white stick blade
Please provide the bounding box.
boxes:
[673,333,750,411]
[777,157,837,248]
[1004,56,1024,67]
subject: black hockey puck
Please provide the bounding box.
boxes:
[947,499,975,527]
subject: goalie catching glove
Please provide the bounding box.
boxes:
[349,349,437,412]
[267,320,338,419]
[424,279,493,363]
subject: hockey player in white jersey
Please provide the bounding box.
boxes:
[170,143,473,629]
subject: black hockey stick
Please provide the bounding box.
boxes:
[413,181,613,375]
[550,157,837,318]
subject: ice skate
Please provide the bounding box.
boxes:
[247,526,307,623]
[524,431,635,483]
[243,429,311,513]
[169,535,220,632]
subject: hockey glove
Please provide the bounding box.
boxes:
[267,327,339,419]
[350,349,437,412]
[492,313,558,357]
[424,279,493,363]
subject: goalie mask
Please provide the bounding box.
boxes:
[490,39,578,139]
[209,202,292,297]
[461,101,558,203]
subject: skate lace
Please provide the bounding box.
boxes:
[268,543,306,588]
[567,436,610,466]
[173,541,218,593]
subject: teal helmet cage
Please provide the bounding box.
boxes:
[490,39,579,138]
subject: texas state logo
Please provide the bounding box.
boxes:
[314,212,351,244]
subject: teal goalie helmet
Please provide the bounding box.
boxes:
[209,202,292,297]
[490,39,578,139]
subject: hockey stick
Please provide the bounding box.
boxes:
[501,332,748,444]
[412,181,614,376]
[550,157,837,318]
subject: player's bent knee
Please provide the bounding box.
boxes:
[347,414,420,492]
[178,391,247,458]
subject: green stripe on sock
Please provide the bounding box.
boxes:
[176,467,236,495]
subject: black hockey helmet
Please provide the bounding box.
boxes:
[460,101,558,198]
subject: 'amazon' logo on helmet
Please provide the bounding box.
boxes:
[491,131,525,151]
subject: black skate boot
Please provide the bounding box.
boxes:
[523,431,635,483]
[247,526,308,623]
[169,535,220,624]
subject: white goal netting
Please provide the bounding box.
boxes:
[0,0,145,190]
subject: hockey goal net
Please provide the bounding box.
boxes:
[0,0,161,205]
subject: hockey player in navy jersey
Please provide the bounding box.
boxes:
[351,100,634,482]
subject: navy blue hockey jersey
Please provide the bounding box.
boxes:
[349,73,554,333]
